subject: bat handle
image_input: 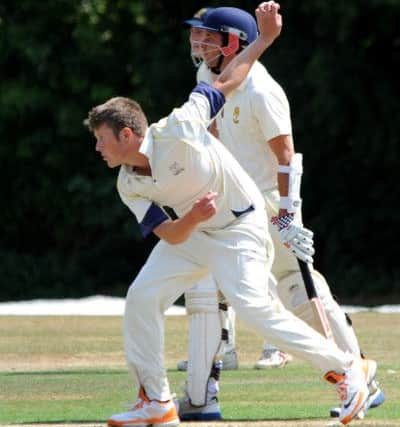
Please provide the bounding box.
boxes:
[298,259,317,299]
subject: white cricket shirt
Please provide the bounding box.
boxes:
[197,61,292,193]
[117,83,265,237]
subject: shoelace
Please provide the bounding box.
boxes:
[123,399,145,411]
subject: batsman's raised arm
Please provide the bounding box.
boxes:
[214,1,282,97]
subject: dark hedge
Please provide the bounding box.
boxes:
[1,0,399,303]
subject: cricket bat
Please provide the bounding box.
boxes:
[297,259,334,341]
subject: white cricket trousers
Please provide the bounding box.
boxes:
[123,209,352,401]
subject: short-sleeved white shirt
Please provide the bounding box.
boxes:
[197,61,292,193]
[117,83,265,237]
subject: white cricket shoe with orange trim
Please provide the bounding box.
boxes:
[329,358,384,420]
[108,387,179,427]
[324,358,370,425]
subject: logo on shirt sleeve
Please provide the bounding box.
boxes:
[169,161,185,176]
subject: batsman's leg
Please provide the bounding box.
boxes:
[222,304,240,369]
[277,270,360,354]
[266,191,384,418]
[177,290,238,373]
[185,276,221,406]
[177,275,224,420]
[266,188,361,356]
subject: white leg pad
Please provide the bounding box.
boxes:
[185,277,222,406]
[277,270,361,355]
[186,311,221,406]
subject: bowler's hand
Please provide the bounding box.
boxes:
[191,191,217,223]
[256,1,282,44]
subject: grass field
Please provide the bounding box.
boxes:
[0,312,399,426]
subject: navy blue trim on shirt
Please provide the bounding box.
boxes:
[231,205,255,218]
[192,81,226,119]
[139,203,169,238]
[163,206,179,220]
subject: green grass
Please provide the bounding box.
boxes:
[0,313,399,424]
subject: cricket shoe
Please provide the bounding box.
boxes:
[330,359,385,418]
[175,396,222,421]
[254,348,293,369]
[330,386,385,419]
[176,349,238,371]
[324,358,371,425]
[108,387,179,427]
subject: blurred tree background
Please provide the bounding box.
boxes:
[0,0,399,303]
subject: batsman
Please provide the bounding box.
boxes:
[177,5,385,422]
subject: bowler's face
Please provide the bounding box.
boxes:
[94,124,123,168]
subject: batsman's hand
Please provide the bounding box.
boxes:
[190,191,217,223]
[256,1,282,44]
[272,214,315,264]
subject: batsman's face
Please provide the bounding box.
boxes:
[95,124,126,168]
[189,28,206,58]
[197,30,223,68]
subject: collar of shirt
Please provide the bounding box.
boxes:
[137,126,156,176]
[139,127,154,159]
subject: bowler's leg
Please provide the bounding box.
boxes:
[211,220,351,372]
[206,213,370,424]
[123,240,207,401]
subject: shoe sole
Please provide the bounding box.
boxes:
[110,420,179,427]
[153,421,180,427]
[108,413,179,427]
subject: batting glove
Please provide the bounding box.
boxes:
[272,214,315,264]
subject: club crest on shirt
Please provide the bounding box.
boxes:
[169,161,185,176]
[233,106,240,124]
